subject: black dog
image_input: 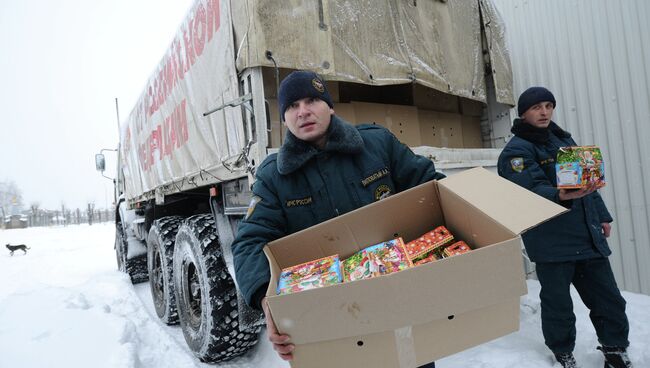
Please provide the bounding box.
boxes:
[6,243,30,256]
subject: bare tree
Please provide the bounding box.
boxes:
[30,202,40,227]
[87,202,95,225]
[61,204,67,226]
[0,180,24,217]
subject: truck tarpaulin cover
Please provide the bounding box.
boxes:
[120,0,243,203]
[232,0,514,105]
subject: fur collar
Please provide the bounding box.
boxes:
[277,115,363,175]
[511,118,571,144]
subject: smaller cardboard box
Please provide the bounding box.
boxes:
[556,145,606,189]
[264,168,566,367]
[351,101,421,146]
[418,109,464,148]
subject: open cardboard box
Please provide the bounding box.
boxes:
[263,167,567,367]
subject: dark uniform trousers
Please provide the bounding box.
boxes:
[535,257,629,353]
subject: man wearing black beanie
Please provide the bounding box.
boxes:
[232,70,444,367]
[498,87,633,368]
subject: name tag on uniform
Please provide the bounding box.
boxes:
[361,168,390,187]
[286,196,313,207]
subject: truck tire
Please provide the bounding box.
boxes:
[116,220,148,284]
[173,214,260,362]
[147,216,184,324]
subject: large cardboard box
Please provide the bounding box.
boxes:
[352,101,421,146]
[333,102,357,125]
[461,115,483,148]
[264,168,566,367]
[419,109,464,148]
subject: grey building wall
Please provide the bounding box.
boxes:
[492,0,650,295]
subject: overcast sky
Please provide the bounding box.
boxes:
[0,0,194,210]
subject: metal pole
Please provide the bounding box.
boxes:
[114,97,121,137]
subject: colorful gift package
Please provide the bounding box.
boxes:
[342,238,412,282]
[277,254,342,295]
[404,226,455,265]
[442,240,472,258]
[556,145,606,189]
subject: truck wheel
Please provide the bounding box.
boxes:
[173,214,260,362]
[116,220,148,284]
[147,216,184,324]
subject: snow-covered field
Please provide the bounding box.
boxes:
[1,224,648,367]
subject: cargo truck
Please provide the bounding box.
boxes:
[95,0,516,362]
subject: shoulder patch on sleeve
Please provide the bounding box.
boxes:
[244,196,262,220]
[510,157,524,172]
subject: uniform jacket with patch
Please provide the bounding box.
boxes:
[497,119,613,263]
[232,115,445,308]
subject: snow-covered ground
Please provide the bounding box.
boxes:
[0,224,648,367]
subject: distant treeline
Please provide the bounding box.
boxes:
[3,204,114,229]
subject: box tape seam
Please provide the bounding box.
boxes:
[394,325,417,368]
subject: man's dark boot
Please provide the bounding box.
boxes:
[598,346,633,368]
[554,352,578,368]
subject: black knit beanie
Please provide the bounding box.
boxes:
[517,87,556,116]
[278,71,333,121]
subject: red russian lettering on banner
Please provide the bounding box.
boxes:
[193,4,206,57]
[141,0,221,119]
[139,98,189,172]
[207,0,220,41]
[179,99,189,144]
[182,21,195,72]
[173,40,184,81]
[163,114,173,156]
[164,56,176,98]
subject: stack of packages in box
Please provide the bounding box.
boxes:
[277,226,474,295]
[556,145,606,189]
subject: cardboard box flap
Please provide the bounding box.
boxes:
[439,167,567,235]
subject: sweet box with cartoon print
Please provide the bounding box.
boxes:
[556,145,606,189]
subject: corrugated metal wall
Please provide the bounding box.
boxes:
[492,0,650,295]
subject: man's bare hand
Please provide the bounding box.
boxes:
[558,182,598,201]
[601,222,611,238]
[262,297,294,361]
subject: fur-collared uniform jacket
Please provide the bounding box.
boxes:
[497,119,613,263]
[232,115,445,309]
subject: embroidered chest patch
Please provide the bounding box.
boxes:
[374,184,392,201]
[361,168,390,187]
[540,158,555,165]
[510,157,524,173]
[286,196,313,208]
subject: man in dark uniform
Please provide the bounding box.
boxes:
[232,70,444,366]
[498,87,633,368]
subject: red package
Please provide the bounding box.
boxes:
[404,226,454,265]
[443,241,472,258]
